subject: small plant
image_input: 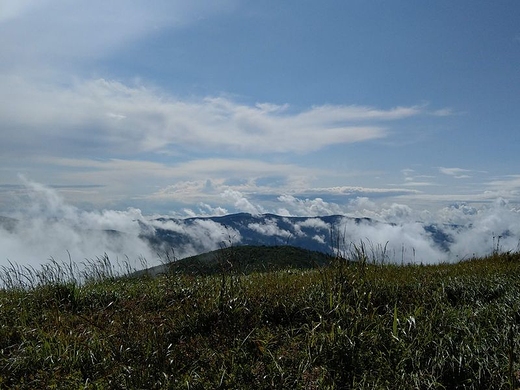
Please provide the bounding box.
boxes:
[158,246,177,266]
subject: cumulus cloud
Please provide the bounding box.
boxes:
[437,203,478,225]
[296,218,331,231]
[248,219,292,239]
[222,190,264,215]
[0,178,156,269]
[312,234,326,244]
[277,194,345,216]
[148,217,241,259]
[341,198,520,262]
[197,203,229,217]
[333,217,447,263]
[438,199,520,252]
[148,191,520,265]
[0,177,246,270]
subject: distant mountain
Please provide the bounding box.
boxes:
[142,213,350,256]
[0,211,464,265]
[140,213,456,261]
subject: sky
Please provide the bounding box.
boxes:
[1,1,520,267]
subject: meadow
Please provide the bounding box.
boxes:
[1,245,520,389]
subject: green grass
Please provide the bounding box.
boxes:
[2,248,520,388]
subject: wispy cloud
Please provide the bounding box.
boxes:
[248,219,292,238]
[2,155,427,213]
[432,108,457,117]
[0,0,236,70]
[402,181,437,187]
[39,157,315,182]
[298,186,418,196]
[400,168,437,187]
[439,167,473,179]
[485,175,520,197]
[0,77,422,156]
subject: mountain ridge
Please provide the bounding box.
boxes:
[0,212,465,264]
[142,213,455,261]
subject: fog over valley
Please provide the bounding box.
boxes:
[1,179,519,271]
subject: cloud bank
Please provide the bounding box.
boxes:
[2,180,520,274]
[0,178,155,270]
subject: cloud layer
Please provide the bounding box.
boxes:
[0,178,155,269]
[2,180,520,273]
[0,77,423,157]
[0,0,235,69]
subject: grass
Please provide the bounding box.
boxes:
[1,248,520,388]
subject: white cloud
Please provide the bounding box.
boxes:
[486,175,520,195]
[297,218,331,231]
[432,108,456,117]
[222,190,264,215]
[344,197,425,223]
[1,157,431,215]
[299,186,419,198]
[0,178,156,268]
[439,167,472,179]
[18,157,317,207]
[0,1,428,161]
[437,203,479,225]
[277,194,345,216]
[0,77,415,156]
[312,234,326,244]
[197,203,228,216]
[333,217,447,263]
[402,181,437,187]
[248,219,292,238]
[149,217,242,258]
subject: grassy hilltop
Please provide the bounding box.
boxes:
[1,246,520,389]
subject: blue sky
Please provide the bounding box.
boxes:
[1,0,520,219]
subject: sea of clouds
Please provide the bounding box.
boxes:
[1,179,520,271]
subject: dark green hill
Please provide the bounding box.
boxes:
[133,245,335,277]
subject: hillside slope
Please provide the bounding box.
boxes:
[132,245,336,277]
[2,251,520,388]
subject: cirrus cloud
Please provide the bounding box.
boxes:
[0,77,421,157]
[439,167,473,179]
